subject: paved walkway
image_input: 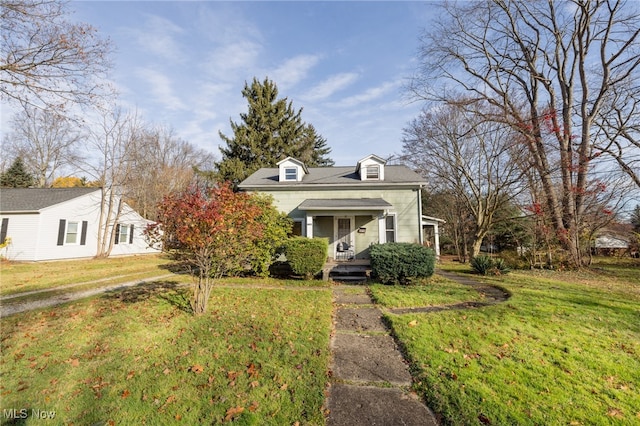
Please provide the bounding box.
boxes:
[326,284,439,426]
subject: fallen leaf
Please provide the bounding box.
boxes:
[408,320,418,327]
[224,406,244,422]
[121,389,130,399]
[191,364,204,374]
[126,371,135,380]
[280,383,288,391]
[247,363,258,378]
[249,401,259,412]
[163,368,171,375]
[69,358,80,367]
[250,381,259,388]
[478,413,491,424]
[175,414,182,421]
[607,408,624,419]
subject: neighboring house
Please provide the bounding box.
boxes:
[0,187,159,261]
[239,154,442,260]
[593,232,631,256]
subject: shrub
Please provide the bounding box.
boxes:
[471,255,511,275]
[281,237,328,279]
[370,243,436,285]
[470,255,494,275]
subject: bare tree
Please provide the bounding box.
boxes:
[3,105,82,187]
[81,107,141,258]
[402,102,527,258]
[127,125,215,219]
[410,0,640,267]
[1,0,113,110]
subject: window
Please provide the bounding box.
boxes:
[57,220,87,246]
[116,224,134,244]
[65,221,79,244]
[366,165,379,180]
[118,224,129,244]
[284,167,298,181]
[385,215,396,243]
[291,220,304,236]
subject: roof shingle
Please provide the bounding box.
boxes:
[0,188,99,212]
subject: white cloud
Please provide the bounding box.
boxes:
[204,41,262,81]
[131,14,186,62]
[269,54,322,90]
[331,80,400,108]
[135,68,187,111]
[302,72,360,101]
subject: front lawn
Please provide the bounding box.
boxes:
[0,255,172,296]
[369,274,484,308]
[378,259,640,425]
[0,281,332,425]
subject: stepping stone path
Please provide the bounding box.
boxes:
[326,285,439,425]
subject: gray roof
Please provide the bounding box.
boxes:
[298,198,393,211]
[239,165,425,189]
[0,188,99,212]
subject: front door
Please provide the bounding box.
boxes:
[334,216,354,258]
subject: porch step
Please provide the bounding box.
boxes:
[327,264,369,283]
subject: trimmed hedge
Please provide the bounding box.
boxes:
[281,237,328,279]
[370,243,436,285]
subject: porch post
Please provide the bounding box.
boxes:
[306,214,314,238]
[434,223,441,258]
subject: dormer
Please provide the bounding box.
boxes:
[355,154,386,181]
[277,157,308,182]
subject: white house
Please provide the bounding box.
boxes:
[239,154,443,260]
[0,187,160,261]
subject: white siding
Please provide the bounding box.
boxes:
[1,190,160,261]
[0,213,40,261]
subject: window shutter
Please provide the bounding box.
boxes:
[114,224,120,245]
[0,218,8,244]
[57,219,66,246]
[80,221,88,245]
[129,224,134,244]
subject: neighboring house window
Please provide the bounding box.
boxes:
[366,165,380,180]
[115,224,135,244]
[385,215,396,243]
[56,219,88,246]
[291,219,304,236]
[65,221,79,244]
[284,167,297,181]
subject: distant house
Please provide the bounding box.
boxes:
[593,232,631,256]
[0,188,159,261]
[239,154,442,260]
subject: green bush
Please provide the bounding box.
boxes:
[471,255,511,275]
[281,237,328,279]
[370,243,436,285]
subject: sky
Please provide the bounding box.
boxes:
[68,1,437,166]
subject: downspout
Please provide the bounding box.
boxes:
[417,185,424,245]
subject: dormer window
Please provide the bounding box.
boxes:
[356,154,386,181]
[277,157,308,182]
[366,165,380,180]
[284,167,298,181]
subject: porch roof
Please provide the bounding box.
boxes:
[298,198,392,211]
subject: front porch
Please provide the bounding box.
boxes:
[322,258,371,282]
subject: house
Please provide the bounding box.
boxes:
[593,232,631,256]
[239,154,441,260]
[0,187,160,261]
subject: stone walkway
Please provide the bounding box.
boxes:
[326,285,439,425]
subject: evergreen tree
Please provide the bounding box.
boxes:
[0,157,35,188]
[216,77,333,185]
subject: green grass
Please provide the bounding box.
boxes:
[369,274,484,308]
[377,258,640,425]
[0,281,332,425]
[0,255,172,296]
